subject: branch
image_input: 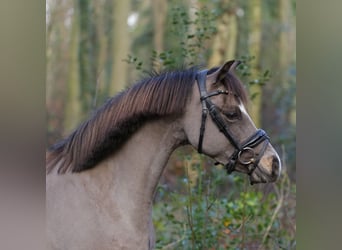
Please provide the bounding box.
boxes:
[258,145,288,249]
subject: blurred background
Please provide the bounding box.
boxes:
[46,0,296,249]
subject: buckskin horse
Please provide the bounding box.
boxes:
[46,60,280,249]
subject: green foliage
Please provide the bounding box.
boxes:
[167,6,217,66]
[237,56,271,86]
[153,153,296,249]
[125,5,217,72]
[236,55,271,100]
[124,54,144,71]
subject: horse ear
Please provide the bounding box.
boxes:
[207,60,241,84]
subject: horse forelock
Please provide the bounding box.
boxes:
[223,72,248,106]
[46,67,197,174]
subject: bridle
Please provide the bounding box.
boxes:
[196,69,270,175]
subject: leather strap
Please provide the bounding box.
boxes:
[195,69,270,175]
[196,70,209,153]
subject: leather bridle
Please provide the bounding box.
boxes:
[196,69,270,175]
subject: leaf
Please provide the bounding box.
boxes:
[250,92,260,100]
[263,70,270,77]
[223,219,231,227]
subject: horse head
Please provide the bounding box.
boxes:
[183,60,281,184]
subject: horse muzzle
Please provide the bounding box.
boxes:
[249,155,280,185]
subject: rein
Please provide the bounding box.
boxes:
[195,70,270,175]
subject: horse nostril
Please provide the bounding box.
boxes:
[272,156,280,177]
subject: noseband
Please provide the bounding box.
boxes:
[196,70,270,175]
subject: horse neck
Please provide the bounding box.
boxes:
[113,117,184,194]
[81,116,185,219]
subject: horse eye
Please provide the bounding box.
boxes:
[224,110,241,121]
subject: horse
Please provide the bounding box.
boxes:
[46,60,281,250]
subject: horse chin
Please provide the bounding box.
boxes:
[249,166,276,185]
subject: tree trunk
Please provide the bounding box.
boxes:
[208,0,237,67]
[78,0,98,114]
[92,0,111,107]
[47,0,72,142]
[248,0,262,127]
[260,0,281,137]
[152,0,166,53]
[151,0,167,71]
[109,0,130,95]
[64,3,81,133]
[235,0,249,58]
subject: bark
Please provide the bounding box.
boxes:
[152,0,167,53]
[93,0,110,106]
[109,0,130,95]
[279,0,296,127]
[64,3,81,133]
[208,0,237,67]
[47,0,72,142]
[78,0,98,114]
[235,0,249,58]
[248,0,262,127]
[260,0,282,137]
